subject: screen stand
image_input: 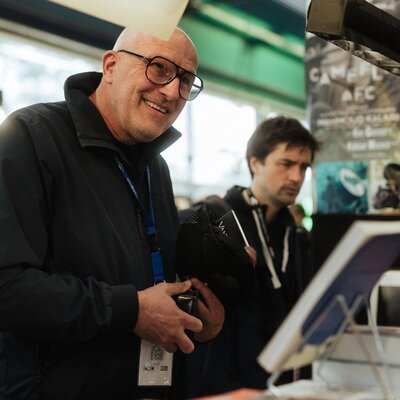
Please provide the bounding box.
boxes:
[266,293,396,400]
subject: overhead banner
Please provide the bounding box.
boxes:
[306,0,400,214]
[48,0,189,40]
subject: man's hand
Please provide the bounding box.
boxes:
[134,281,203,354]
[190,277,225,342]
[245,245,257,266]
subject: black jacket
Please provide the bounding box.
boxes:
[0,72,180,400]
[179,186,312,398]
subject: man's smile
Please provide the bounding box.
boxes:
[144,99,167,114]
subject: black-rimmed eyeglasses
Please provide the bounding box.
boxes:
[117,49,204,101]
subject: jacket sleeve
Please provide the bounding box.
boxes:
[0,114,138,343]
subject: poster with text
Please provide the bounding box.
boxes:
[307,0,400,213]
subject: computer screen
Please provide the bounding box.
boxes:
[311,213,400,325]
[311,213,400,272]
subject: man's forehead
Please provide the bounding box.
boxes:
[137,34,198,69]
[270,142,312,161]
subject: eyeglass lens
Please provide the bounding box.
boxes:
[146,57,202,101]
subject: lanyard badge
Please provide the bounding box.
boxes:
[115,156,172,386]
[115,156,164,284]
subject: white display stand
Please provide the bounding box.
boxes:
[267,295,398,400]
[257,221,400,400]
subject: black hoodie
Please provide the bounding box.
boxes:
[179,185,312,398]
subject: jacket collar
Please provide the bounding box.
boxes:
[63,72,181,166]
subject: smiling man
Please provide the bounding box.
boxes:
[0,27,224,400]
[180,116,321,398]
[92,29,201,144]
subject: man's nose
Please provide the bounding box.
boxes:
[289,166,304,183]
[159,77,181,101]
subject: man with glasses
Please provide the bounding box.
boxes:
[116,49,203,101]
[0,27,223,400]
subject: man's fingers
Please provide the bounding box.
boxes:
[188,277,225,343]
[245,245,257,266]
[184,313,203,333]
[164,343,177,353]
[190,277,206,290]
[164,280,192,296]
[195,298,207,315]
[164,315,200,354]
[191,277,222,310]
[175,333,195,354]
[164,330,196,354]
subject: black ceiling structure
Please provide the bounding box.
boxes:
[307,0,400,76]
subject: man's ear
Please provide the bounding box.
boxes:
[102,51,117,83]
[249,156,260,176]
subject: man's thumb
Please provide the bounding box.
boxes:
[166,280,192,296]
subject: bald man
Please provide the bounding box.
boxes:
[0,28,223,400]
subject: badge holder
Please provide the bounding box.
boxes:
[266,293,396,400]
[138,340,174,386]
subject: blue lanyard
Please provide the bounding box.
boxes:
[115,156,164,284]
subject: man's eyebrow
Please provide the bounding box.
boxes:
[279,158,311,167]
[278,158,296,163]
